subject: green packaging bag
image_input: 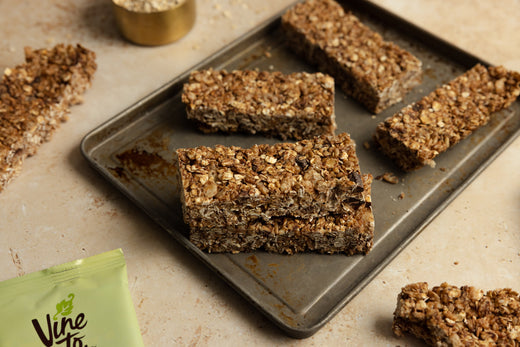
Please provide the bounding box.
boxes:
[0,248,144,347]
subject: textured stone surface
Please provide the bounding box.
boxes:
[1,0,519,345]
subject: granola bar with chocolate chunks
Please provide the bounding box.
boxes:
[182,69,336,140]
[190,175,374,255]
[393,282,520,346]
[374,64,520,171]
[281,0,422,114]
[177,132,367,228]
[0,44,97,192]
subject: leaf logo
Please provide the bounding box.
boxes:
[53,293,75,321]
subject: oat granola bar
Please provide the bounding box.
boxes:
[177,132,366,228]
[189,175,374,255]
[393,282,520,346]
[281,0,422,114]
[374,64,520,171]
[181,69,336,140]
[0,44,97,192]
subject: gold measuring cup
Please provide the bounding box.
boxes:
[112,0,196,46]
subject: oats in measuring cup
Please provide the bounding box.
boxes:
[113,0,185,12]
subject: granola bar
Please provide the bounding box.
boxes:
[177,132,366,228]
[0,44,97,192]
[189,175,374,255]
[281,0,422,114]
[181,69,336,140]
[374,64,520,171]
[393,282,520,346]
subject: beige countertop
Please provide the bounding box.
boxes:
[1,0,519,346]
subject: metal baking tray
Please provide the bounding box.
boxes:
[81,0,520,338]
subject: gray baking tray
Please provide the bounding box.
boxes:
[81,0,520,338]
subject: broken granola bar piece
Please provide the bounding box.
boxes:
[374,64,520,171]
[181,69,336,140]
[0,44,97,192]
[190,175,374,255]
[281,0,422,114]
[177,132,366,228]
[393,282,520,346]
